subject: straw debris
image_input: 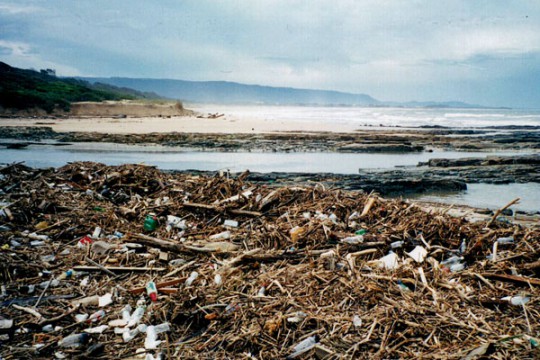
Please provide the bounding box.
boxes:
[0,162,539,359]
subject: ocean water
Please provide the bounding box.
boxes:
[409,183,540,214]
[190,104,540,129]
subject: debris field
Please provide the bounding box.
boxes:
[0,162,539,359]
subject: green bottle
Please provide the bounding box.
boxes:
[143,213,158,232]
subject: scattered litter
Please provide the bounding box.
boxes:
[0,162,539,358]
[376,252,399,270]
[84,325,109,334]
[497,236,515,245]
[502,295,530,306]
[58,333,89,348]
[341,234,364,244]
[288,336,318,359]
[406,245,428,263]
[352,315,362,327]
[223,219,238,228]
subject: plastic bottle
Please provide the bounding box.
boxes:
[75,314,89,323]
[123,324,147,342]
[39,279,60,289]
[166,216,186,232]
[497,236,515,245]
[88,310,106,323]
[169,258,187,266]
[0,319,13,330]
[78,235,94,247]
[143,214,158,232]
[154,322,171,334]
[185,272,198,286]
[58,333,89,348]
[341,235,364,244]
[223,219,238,228]
[92,241,114,254]
[92,226,102,239]
[352,315,362,327]
[288,336,318,358]
[209,231,231,240]
[390,241,404,249]
[146,282,158,302]
[57,269,75,280]
[121,304,132,323]
[84,325,108,334]
[127,305,146,327]
[144,325,161,349]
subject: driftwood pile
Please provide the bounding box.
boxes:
[0,162,539,359]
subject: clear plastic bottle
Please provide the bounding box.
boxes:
[58,333,89,348]
[88,309,106,323]
[154,322,171,334]
[123,324,147,342]
[121,304,132,323]
[144,325,162,349]
[209,231,231,240]
[127,305,145,327]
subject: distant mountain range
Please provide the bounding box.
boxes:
[82,77,490,108]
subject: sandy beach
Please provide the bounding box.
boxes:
[0,114,360,134]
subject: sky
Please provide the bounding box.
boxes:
[1,0,539,108]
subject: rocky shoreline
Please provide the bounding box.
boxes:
[1,125,540,152]
[1,126,539,201]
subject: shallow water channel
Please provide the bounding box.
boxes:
[1,141,538,212]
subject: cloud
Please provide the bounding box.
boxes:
[0,40,82,75]
[0,2,42,14]
[1,0,540,106]
[0,40,32,56]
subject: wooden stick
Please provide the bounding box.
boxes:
[481,272,540,286]
[360,197,376,217]
[38,305,79,326]
[183,201,262,217]
[12,304,42,319]
[519,259,540,270]
[74,266,166,272]
[129,278,184,295]
[127,233,185,253]
[487,198,520,227]
[34,278,53,308]
[84,257,118,277]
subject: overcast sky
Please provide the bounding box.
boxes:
[1,1,539,107]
